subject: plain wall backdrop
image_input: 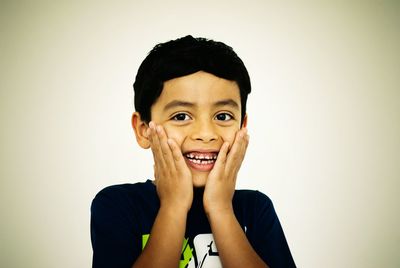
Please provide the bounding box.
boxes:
[1,1,399,267]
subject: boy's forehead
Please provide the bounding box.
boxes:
[157,71,241,105]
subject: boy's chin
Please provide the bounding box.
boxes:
[191,172,209,188]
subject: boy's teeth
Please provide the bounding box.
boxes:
[185,152,218,160]
[188,158,215,165]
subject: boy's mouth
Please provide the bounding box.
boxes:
[184,151,218,172]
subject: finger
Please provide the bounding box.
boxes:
[211,142,230,175]
[147,125,156,158]
[167,138,186,169]
[156,125,177,170]
[244,132,250,151]
[239,132,250,166]
[225,128,249,174]
[148,126,162,176]
[237,128,250,154]
[238,129,249,161]
[153,164,158,181]
[149,122,167,169]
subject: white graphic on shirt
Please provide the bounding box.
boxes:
[186,233,222,268]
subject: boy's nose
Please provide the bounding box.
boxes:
[190,120,218,143]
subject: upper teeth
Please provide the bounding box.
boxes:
[185,153,217,160]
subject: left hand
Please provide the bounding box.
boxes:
[203,128,249,215]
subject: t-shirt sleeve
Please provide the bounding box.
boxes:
[90,186,141,268]
[251,191,296,268]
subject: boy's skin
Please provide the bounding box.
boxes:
[131,71,268,268]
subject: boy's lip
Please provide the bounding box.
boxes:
[183,150,219,172]
[183,149,220,154]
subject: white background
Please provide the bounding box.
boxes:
[1,1,399,267]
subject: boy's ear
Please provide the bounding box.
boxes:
[131,112,150,149]
[242,113,248,128]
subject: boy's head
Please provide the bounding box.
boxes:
[132,36,251,187]
[133,35,251,125]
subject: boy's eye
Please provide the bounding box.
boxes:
[172,113,191,121]
[215,113,233,121]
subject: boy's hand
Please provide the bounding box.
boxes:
[147,122,193,212]
[203,128,249,215]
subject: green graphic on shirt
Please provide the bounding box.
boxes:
[141,234,150,250]
[141,234,193,268]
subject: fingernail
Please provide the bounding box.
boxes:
[149,121,155,129]
[156,126,162,133]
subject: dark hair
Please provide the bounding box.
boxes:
[133,35,251,125]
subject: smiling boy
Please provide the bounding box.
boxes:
[91,36,295,268]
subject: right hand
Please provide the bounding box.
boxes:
[147,121,193,212]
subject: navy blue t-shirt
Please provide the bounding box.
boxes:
[90,180,295,267]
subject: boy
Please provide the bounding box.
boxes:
[91,36,295,268]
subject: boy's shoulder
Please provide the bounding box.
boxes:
[91,180,158,212]
[94,180,155,198]
[233,188,274,213]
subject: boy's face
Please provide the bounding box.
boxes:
[150,71,246,187]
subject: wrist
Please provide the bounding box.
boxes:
[160,200,191,215]
[206,207,236,229]
[204,202,234,218]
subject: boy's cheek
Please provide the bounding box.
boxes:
[223,132,238,149]
[161,125,240,150]
[162,126,185,144]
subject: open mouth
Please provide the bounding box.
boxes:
[184,152,218,171]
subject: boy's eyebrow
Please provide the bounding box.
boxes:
[163,99,240,111]
[213,99,240,110]
[163,100,195,111]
